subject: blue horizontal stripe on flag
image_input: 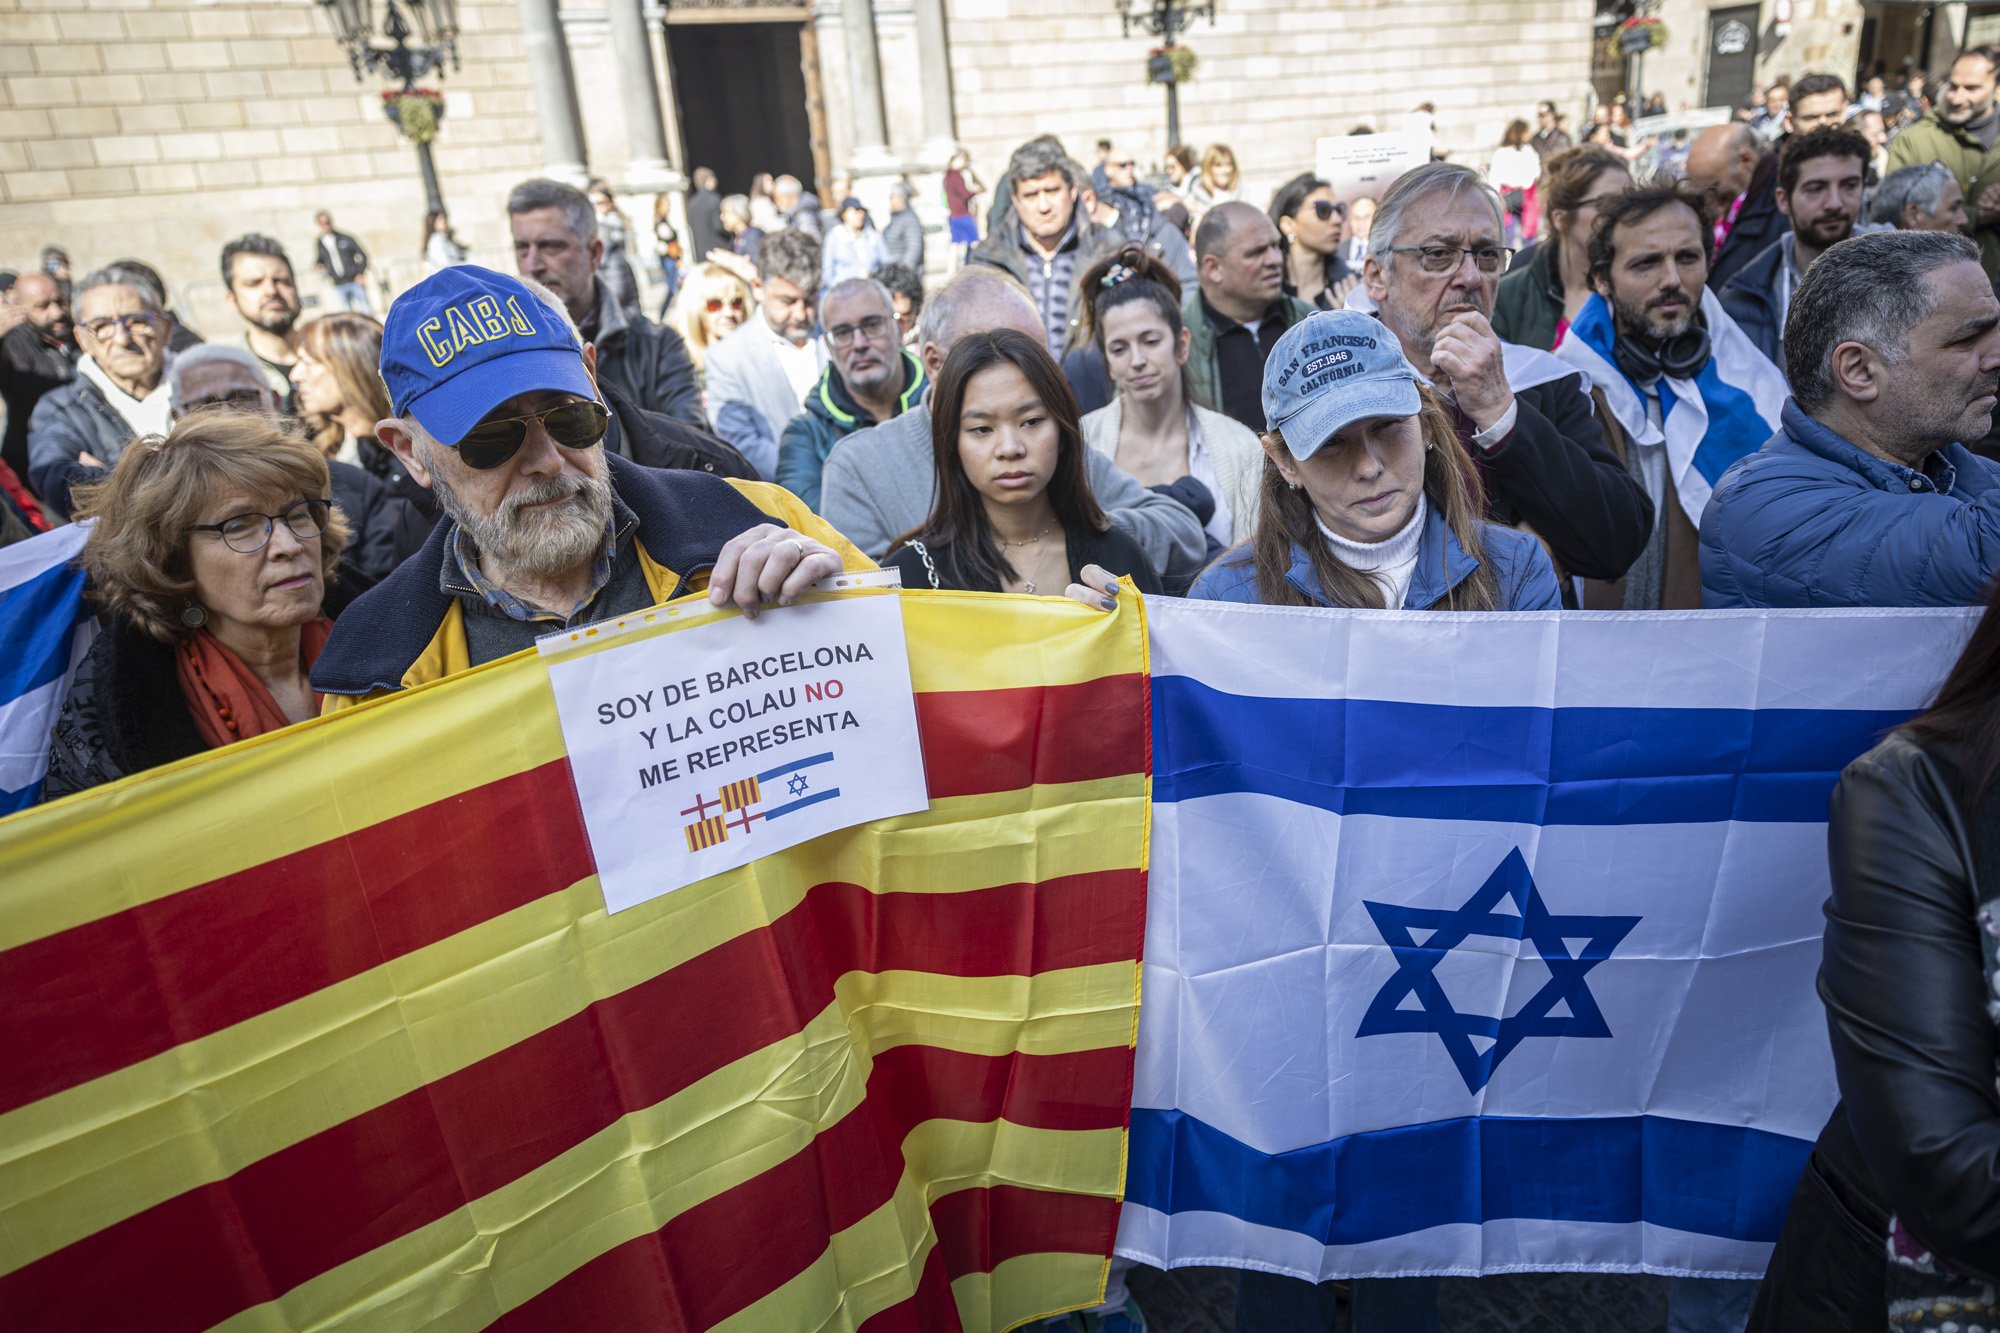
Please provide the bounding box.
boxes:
[1,782,43,817]
[0,560,90,705]
[1125,1107,1812,1245]
[1153,676,1909,826]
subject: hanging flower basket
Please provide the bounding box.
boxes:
[382,88,446,145]
[1146,46,1198,85]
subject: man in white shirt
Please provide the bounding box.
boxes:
[703,229,824,480]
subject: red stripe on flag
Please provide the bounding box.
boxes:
[2,675,1146,1114]
[2,866,1141,1330]
[503,1054,1123,1333]
[855,1237,963,1333]
[916,676,1148,800]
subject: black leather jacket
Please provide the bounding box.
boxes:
[1820,733,2000,1284]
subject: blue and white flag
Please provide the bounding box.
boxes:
[1557,289,1786,527]
[0,523,94,815]
[1117,598,1974,1279]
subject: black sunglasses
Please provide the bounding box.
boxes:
[1310,199,1348,222]
[453,400,609,470]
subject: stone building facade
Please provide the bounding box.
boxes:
[2,0,1601,331]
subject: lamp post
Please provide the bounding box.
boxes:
[318,0,461,217]
[1118,0,1215,150]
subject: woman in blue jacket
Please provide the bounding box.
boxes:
[1194,308,1558,1333]
[1191,309,1560,614]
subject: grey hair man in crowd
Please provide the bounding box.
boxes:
[508,177,705,428]
[1363,162,1653,586]
[818,266,1204,580]
[704,229,825,480]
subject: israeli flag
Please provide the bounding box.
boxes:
[1,523,94,814]
[1118,599,1973,1279]
[1556,289,1787,527]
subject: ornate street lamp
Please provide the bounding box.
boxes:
[318,0,462,217]
[1118,0,1215,150]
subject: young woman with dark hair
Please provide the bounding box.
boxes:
[1749,578,2000,1330]
[1269,172,1358,310]
[886,327,1160,599]
[1076,244,1262,576]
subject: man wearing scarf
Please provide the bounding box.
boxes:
[1555,183,1786,610]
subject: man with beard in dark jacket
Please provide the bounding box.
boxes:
[1362,162,1654,586]
[508,177,706,428]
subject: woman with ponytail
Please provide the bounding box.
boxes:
[1191,308,1559,612]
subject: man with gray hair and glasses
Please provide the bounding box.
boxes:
[27,267,175,519]
[777,277,926,511]
[1359,161,1652,585]
[1701,230,2000,607]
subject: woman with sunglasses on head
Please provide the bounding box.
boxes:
[1270,173,1359,311]
[1076,244,1262,588]
[43,409,370,799]
[886,327,1160,602]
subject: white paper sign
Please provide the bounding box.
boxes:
[1315,131,1430,203]
[539,581,928,912]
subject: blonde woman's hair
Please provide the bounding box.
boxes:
[665,261,755,373]
[298,312,390,457]
[1231,387,1498,610]
[72,408,349,642]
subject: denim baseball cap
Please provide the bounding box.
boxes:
[1261,310,1422,461]
[379,265,596,446]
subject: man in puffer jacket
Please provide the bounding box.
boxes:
[1700,230,2000,607]
[776,278,926,511]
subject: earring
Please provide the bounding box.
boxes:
[180,603,208,629]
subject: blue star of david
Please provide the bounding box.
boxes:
[1355,848,1639,1094]
[787,773,811,797]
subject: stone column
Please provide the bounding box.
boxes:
[840,0,897,175]
[516,0,589,184]
[910,0,956,163]
[609,0,673,191]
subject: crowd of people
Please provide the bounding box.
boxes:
[5,42,2000,1333]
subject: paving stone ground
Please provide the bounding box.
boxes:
[1127,1264,1675,1332]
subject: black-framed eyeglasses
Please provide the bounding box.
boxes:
[190,498,331,554]
[453,400,609,471]
[826,314,891,348]
[1390,243,1516,275]
[176,387,272,418]
[80,312,167,341]
[1310,199,1348,222]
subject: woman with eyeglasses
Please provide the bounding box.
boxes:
[665,262,755,408]
[43,410,370,799]
[1492,145,1631,351]
[885,327,1160,601]
[1270,172,1358,311]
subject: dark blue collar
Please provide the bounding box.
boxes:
[1779,399,1961,496]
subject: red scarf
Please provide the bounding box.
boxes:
[174,618,334,749]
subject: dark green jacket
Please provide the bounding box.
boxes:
[776,347,927,511]
[1492,239,1564,352]
[1181,290,1315,428]
[1885,112,2000,275]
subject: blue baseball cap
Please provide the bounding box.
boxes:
[1261,310,1422,461]
[379,265,597,446]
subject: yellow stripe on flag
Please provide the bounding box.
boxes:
[951,1252,1120,1333]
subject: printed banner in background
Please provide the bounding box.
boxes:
[1118,601,1975,1281]
[0,589,1151,1333]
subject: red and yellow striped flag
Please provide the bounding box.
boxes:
[0,590,1150,1331]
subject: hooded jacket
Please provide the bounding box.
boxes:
[586,286,705,428]
[1885,111,2000,275]
[311,453,869,708]
[1699,399,2000,608]
[776,348,926,510]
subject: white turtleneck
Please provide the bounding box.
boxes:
[1316,493,1427,609]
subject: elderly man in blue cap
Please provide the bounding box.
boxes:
[314,266,869,708]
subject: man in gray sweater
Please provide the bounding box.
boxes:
[818,267,1206,579]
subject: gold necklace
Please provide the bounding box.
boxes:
[998,525,1053,548]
